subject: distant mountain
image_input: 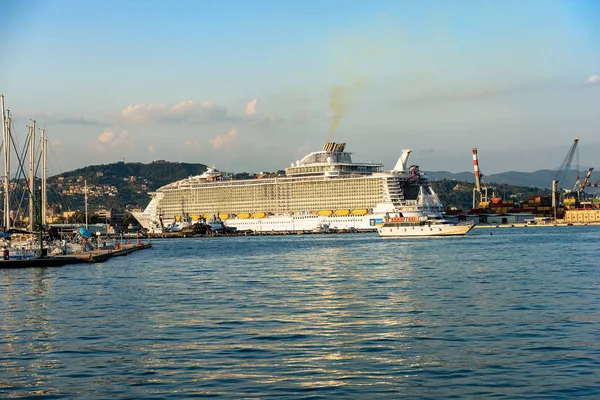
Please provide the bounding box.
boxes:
[426,169,589,189]
[424,171,474,182]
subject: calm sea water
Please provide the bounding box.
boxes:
[1,227,600,399]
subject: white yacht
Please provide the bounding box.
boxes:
[377,216,475,237]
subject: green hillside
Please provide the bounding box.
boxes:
[431,179,552,211]
[47,160,209,212]
[51,160,209,186]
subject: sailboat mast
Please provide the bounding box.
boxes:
[85,180,88,229]
[1,95,10,231]
[29,120,36,231]
[41,128,47,226]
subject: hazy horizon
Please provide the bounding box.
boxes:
[2,0,599,176]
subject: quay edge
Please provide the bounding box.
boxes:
[0,243,151,269]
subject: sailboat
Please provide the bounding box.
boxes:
[1,95,52,260]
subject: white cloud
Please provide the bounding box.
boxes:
[169,100,196,114]
[120,98,279,126]
[182,139,204,151]
[245,98,258,115]
[586,75,600,85]
[209,127,238,150]
[120,100,227,124]
[94,127,132,150]
[242,98,281,125]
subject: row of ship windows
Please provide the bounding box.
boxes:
[184,188,382,197]
[160,196,382,206]
[184,193,382,199]
[233,219,364,225]
[159,200,379,208]
[160,207,376,215]
[185,181,384,191]
[159,206,379,212]
[161,195,380,206]
[180,190,382,198]
[183,196,382,204]
[180,181,381,191]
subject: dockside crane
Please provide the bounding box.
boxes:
[577,167,594,198]
[471,148,489,209]
[552,137,579,220]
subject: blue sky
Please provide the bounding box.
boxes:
[1,0,599,176]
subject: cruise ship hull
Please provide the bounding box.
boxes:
[133,209,428,233]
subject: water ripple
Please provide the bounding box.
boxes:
[2,227,600,398]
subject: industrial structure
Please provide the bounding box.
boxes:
[471,148,489,209]
[464,137,600,225]
[552,137,579,221]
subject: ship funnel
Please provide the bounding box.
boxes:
[393,149,412,172]
[323,142,335,152]
[323,142,347,152]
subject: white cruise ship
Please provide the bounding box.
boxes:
[133,142,444,233]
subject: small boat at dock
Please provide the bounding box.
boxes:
[377,216,475,238]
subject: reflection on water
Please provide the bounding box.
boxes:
[2,228,600,398]
[1,268,61,396]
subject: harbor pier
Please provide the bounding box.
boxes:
[0,242,151,269]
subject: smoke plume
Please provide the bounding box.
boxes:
[327,78,367,141]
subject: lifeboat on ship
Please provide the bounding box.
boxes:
[318,210,333,217]
[252,212,266,218]
[352,209,368,215]
[238,213,251,219]
[334,209,350,216]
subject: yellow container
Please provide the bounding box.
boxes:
[252,212,266,218]
[352,209,368,215]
